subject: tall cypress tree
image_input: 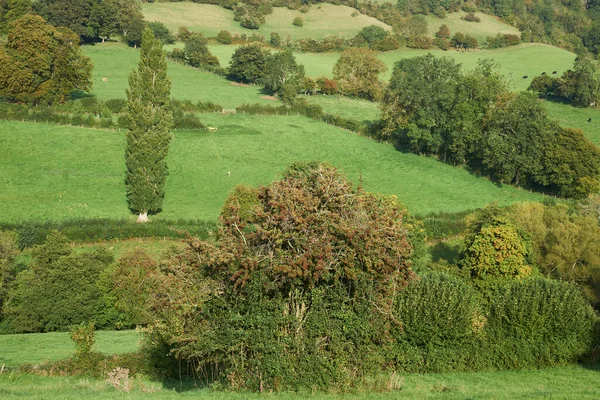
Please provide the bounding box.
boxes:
[125,27,173,223]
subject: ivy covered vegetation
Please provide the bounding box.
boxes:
[1,164,598,391]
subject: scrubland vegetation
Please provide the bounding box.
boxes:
[1,0,600,397]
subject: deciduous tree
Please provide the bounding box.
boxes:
[333,47,387,100]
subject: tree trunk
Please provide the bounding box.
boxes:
[137,211,149,223]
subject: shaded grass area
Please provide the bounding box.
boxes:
[0,365,599,399]
[424,11,519,44]
[83,43,271,108]
[0,117,544,223]
[0,330,140,367]
[142,2,389,41]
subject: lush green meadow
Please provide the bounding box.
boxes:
[83,43,271,108]
[1,365,599,399]
[0,116,544,222]
[142,3,389,41]
[424,11,520,44]
[542,101,600,146]
[0,330,139,367]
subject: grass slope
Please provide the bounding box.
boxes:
[83,43,271,108]
[424,11,520,44]
[1,365,599,399]
[142,2,389,41]
[0,330,139,367]
[542,101,600,146]
[0,117,543,223]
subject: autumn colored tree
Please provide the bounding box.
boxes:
[333,47,387,100]
[0,14,92,104]
[147,162,418,390]
[125,27,173,223]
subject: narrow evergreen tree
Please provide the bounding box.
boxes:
[125,27,173,223]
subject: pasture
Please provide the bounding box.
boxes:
[0,117,544,223]
[83,43,271,108]
[424,11,520,44]
[142,2,389,41]
[1,365,599,399]
[0,330,139,368]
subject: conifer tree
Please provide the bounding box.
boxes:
[125,27,173,223]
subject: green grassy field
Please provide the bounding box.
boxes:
[0,117,544,223]
[542,101,600,146]
[300,94,380,120]
[0,330,139,367]
[142,3,389,41]
[83,43,271,108]
[1,365,599,399]
[424,11,520,44]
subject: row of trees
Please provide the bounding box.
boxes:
[528,55,600,107]
[379,54,600,198]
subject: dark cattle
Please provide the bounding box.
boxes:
[552,71,557,74]
[523,75,528,79]
[542,72,547,75]
[588,118,592,123]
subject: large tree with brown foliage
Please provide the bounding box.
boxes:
[147,162,419,390]
[0,14,92,104]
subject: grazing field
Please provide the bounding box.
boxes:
[142,2,389,41]
[0,117,544,223]
[424,11,520,44]
[0,330,139,368]
[543,101,600,146]
[1,365,599,399]
[83,43,270,108]
[300,94,380,121]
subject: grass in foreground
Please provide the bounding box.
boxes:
[0,330,139,368]
[0,116,544,223]
[0,365,598,399]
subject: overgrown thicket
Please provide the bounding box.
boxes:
[380,54,600,199]
[145,162,418,390]
[1,165,598,388]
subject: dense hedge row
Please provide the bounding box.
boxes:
[0,218,215,250]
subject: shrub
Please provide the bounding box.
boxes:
[105,99,127,113]
[293,16,304,26]
[406,35,433,49]
[436,24,450,38]
[395,272,481,347]
[147,162,418,390]
[216,30,233,44]
[487,278,596,367]
[462,12,480,22]
[4,231,115,332]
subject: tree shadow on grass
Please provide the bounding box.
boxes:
[430,240,462,264]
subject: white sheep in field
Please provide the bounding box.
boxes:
[102,77,108,83]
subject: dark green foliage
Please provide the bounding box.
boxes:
[227,44,268,84]
[528,55,600,107]
[395,272,480,347]
[183,33,220,68]
[487,278,596,366]
[125,27,174,220]
[216,29,233,44]
[147,21,175,44]
[0,0,31,34]
[4,231,115,333]
[0,230,19,321]
[486,33,520,48]
[380,54,600,198]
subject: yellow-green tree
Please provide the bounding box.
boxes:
[0,14,92,104]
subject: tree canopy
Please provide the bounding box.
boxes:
[0,14,92,104]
